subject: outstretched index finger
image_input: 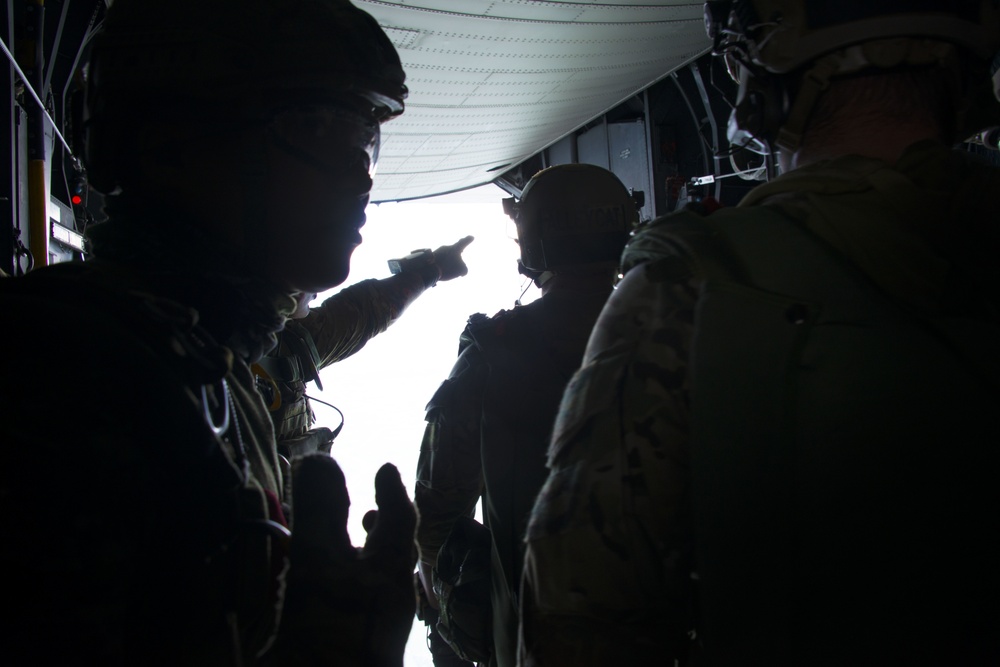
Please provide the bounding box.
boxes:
[363,463,417,573]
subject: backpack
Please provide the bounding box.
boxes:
[640,205,1000,665]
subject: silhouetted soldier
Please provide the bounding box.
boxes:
[0,1,419,664]
[521,1,1000,665]
[415,165,639,667]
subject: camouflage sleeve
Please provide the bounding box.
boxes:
[297,273,426,370]
[519,258,698,666]
[414,339,489,568]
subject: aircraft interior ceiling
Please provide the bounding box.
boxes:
[359,1,712,203]
[0,0,729,274]
[5,0,997,276]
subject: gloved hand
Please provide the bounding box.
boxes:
[267,456,417,667]
[414,572,475,667]
[431,236,474,282]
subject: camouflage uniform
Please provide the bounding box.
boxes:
[0,254,291,664]
[258,274,428,458]
[0,214,416,665]
[520,140,1000,666]
[416,284,612,667]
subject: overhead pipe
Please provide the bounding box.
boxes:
[0,20,71,153]
[669,71,712,185]
[25,0,48,268]
[1,0,83,270]
[688,61,723,201]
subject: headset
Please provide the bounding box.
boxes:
[703,0,1000,154]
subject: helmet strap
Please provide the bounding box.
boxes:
[516,260,553,288]
[776,41,971,153]
[775,58,838,152]
[534,270,555,289]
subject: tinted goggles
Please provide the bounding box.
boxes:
[268,103,381,176]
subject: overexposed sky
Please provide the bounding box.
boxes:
[308,184,537,666]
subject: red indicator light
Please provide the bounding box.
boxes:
[71,195,83,205]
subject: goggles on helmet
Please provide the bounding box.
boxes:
[267,103,381,177]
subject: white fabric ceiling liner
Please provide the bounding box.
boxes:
[358,1,711,202]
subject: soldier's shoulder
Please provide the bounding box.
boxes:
[624,197,766,275]
[465,311,493,330]
[459,307,528,352]
[465,307,520,331]
[636,197,730,236]
[3,263,229,386]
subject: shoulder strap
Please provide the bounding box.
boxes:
[277,320,324,389]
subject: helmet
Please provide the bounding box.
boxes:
[704,0,1000,151]
[502,164,639,277]
[84,0,407,192]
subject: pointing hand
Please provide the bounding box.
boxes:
[431,236,474,282]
